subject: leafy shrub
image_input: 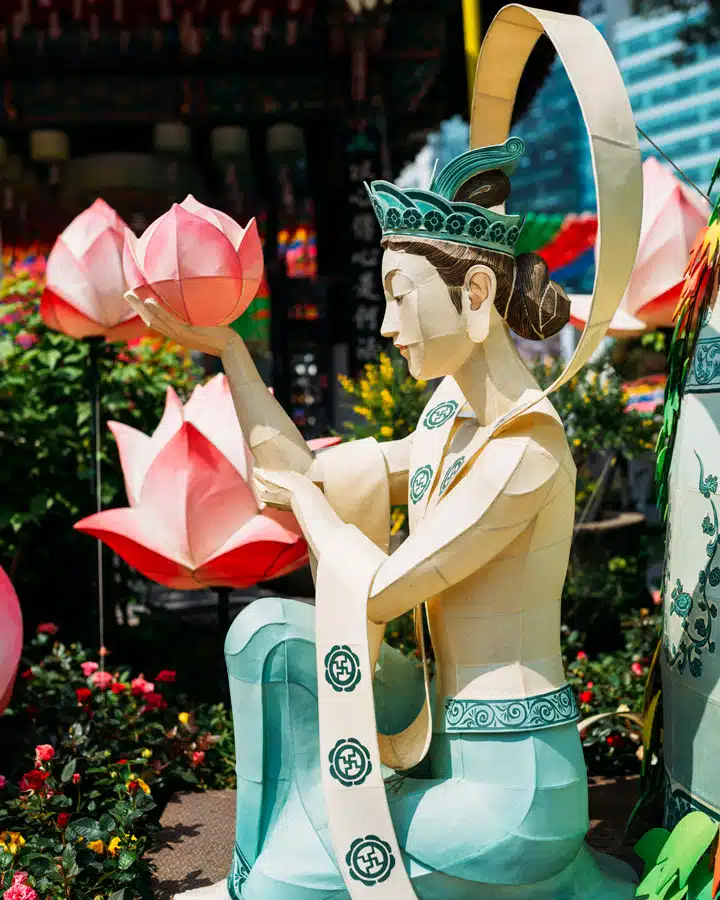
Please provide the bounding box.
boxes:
[0,254,202,636]
[563,607,661,775]
[0,626,235,899]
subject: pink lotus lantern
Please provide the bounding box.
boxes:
[41,199,147,341]
[0,565,22,714]
[75,375,338,590]
[569,157,711,334]
[123,195,263,328]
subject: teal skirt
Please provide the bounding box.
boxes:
[224,597,635,900]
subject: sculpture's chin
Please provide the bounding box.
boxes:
[173,881,231,900]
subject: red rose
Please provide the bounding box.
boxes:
[606,734,624,749]
[117,759,128,765]
[57,812,70,829]
[19,769,50,792]
[75,687,92,704]
[37,622,58,635]
[21,668,35,680]
[143,691,168,712]
[111,682,127,694]
[26,705,39,719]
[72,773,81,785]
[190,750,206,768]
[575,651,587,661]
[631,662,645,677]
[127,779,139,796]
[579,690,593,704]
[35,744,55,764]
[155,670,176,683]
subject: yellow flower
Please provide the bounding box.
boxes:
[87,840,105,854]
[178,712,190,725]
[0,831,25,855]
[390,508,406,536]
[141,748,152,759]
[107,836,121,856]
[380,425,393,438]
[338,374,355,396]
[573,438,581,447]
[379,353,393,382]
[353,405,372,421]
[136,778,151,795]
[380,389,394,413]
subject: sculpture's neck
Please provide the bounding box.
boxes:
[453,316,536,425]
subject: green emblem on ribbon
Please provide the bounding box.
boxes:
[439,456,465,495]
[423,400,459,430]
[329,738,373,787]
[410,465,433,504]
[324,645,362,692]
[346,835,396,886]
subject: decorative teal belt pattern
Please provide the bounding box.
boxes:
[227,843,252,899]
[444,684,579,733]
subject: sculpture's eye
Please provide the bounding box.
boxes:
[390,272,415,303]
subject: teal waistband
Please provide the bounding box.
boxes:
[443,684,579,734]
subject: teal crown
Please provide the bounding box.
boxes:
[366,137,525,255]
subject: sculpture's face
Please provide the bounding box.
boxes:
[381,248,472,380]
[380,248,495,380]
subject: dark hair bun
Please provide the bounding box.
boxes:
[502,253,571,341]
[454,169,511,208]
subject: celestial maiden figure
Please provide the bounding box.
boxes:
[127,7,643,898]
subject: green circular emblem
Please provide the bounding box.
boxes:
[329,738,372,787]
[346,835,396,886]
[324,645,361,692]
[439,457,465,496]
[423,400,459,430]
[410,465,433,505]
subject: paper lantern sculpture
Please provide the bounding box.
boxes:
[75,374,335,590]
[0,565,22,714]
[123,195,263,328]
[41,198,147,341]
[570,157,710,336]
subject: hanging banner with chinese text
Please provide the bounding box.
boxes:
[345,125,385,374]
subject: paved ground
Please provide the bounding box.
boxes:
[151,776,646,898]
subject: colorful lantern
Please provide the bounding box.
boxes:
[75,375,337,590]
[41,199,146,341]
[123,195,263,328]
[0,565,22,714]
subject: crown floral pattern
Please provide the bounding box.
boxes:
[366,137,526,255]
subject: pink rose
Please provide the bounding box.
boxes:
[130,676,154,696]
[191,750,206,768]
[91,670,114,691]
[4,871,38,900]
[631,662,645,677]
[34,744,55,764]
[81,661,99,677]
[0,774,6,789]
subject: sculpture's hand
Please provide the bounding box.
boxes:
[125,291,235,356]
[254,468,305,511]
[255,468,344,560]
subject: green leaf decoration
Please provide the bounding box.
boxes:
[60,758,77,783]
[67,817,104,842]
[636,813,719,899]
[636,828,671,871]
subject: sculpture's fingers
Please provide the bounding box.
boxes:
[124,291,152,326]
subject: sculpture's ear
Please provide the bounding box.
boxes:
[463,265,497,343]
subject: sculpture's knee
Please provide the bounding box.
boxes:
[225,597,316,685]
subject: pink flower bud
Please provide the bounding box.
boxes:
[123,195,263,327]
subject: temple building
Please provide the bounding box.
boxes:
[0,0,578,435]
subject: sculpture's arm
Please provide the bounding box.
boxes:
[306,432,413,505]
[366,414,569,623]
[125,293,314,474]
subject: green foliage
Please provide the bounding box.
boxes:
[563,608,661,775]
[634,813,719,900]
[0,627,235,899]
[0,259,202,632]
[338,349,430,443]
